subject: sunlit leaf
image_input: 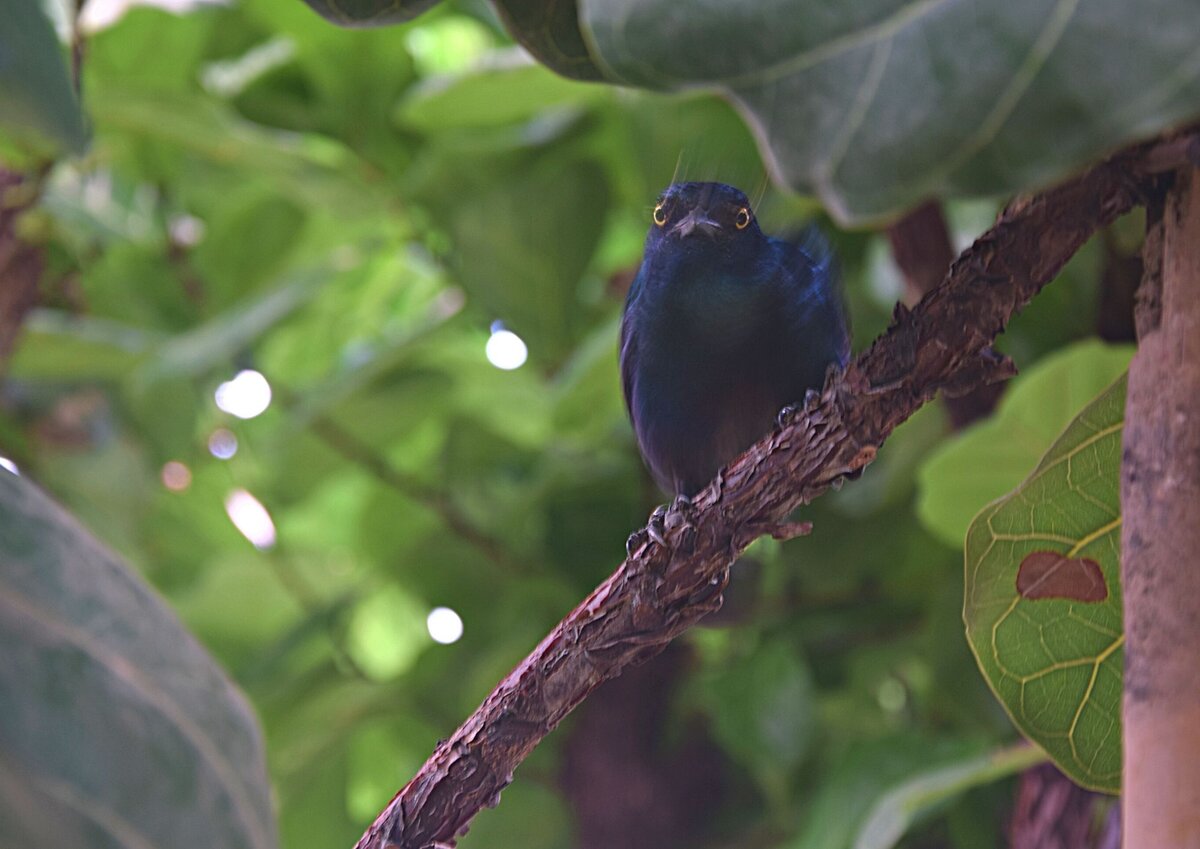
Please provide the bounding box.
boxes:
[397,57,608,131]
[0,472,277,849]
[917,340,1132,548]
[964,373,1126,792]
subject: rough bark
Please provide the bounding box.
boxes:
[1120,166,1200,849]
[0,170,46,367]
[355,133,1192,849]
[886,200,1004,427]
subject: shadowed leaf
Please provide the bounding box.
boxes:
[0,0,88,155]
[0,472,278,849]
[576,0,1200,223]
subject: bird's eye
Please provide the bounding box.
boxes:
[735,207,751,230]
[653,203,668,227]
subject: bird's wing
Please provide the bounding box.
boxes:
[618,274,642,415]
[777,226,851,364]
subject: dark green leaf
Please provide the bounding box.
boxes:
[578,0,1200,223]
[0,0,88,155]
[295,0,441,27]
[492,0,605,81]
[0,472,277,849]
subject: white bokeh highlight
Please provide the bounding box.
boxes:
[215,369,272,419]
[208,428,238,460]
[224,489,276,550]
[426,607,464,645]
[485,326,527,371]
[0,456,19,476]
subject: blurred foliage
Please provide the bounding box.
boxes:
[0,1,1151,847]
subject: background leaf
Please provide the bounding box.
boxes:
[917,340,1133,549]
[0,0,88,155]
[963,373,1127,792]
[0,471,277,849]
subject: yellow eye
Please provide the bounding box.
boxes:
[735,207,751,230]
[653,203,668,227]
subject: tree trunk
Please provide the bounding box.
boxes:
[1121,166,1200,849]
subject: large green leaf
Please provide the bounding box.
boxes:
[492,0,605,81]
[575,0,1200,223]
[964,373,1126,792]
[0,0,88,155]
[0,471,277,849]
[295,0,440,27]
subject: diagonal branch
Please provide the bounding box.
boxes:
[354,130,1196,849]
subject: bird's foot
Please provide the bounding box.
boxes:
[776,390,823,430]
[632,495,699,553]
[646,503,669,547]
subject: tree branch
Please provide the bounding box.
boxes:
[1120,164,1200,849]
[354,131,1194,849]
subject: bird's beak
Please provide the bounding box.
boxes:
[671,210,721,239]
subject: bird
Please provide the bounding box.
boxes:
[620,181,850,499]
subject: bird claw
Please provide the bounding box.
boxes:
[776,404,799,429]
[646,504,669,547]
[626,527,649,557]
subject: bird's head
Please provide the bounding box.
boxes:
[645,182,764,249]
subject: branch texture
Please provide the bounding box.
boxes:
[355,134,1191,849]
[1120,165,1200,849]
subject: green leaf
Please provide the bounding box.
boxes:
[397,58,609,132]
[964,373,1126,792]
[703,640,815,795]
[853,744,1045,849]
[0,0,88,155]
[789,734,986,849]
[0,472,277,849]
[295,0,440,27]
[492,0,605,81]
[577,0,1200,223]
[440,157,610,364]
[918,340,1133,549]
[5,310,159,381]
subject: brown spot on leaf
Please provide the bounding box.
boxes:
[1017,551,1108,602]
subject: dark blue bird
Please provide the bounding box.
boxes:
[620,182,850,497]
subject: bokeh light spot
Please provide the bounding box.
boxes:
[215,369,272,419]
[426,607,464,645]
[485,326,527,370]
[224,488,276,550]
[208,428,238,459]
[161,460,192,491]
